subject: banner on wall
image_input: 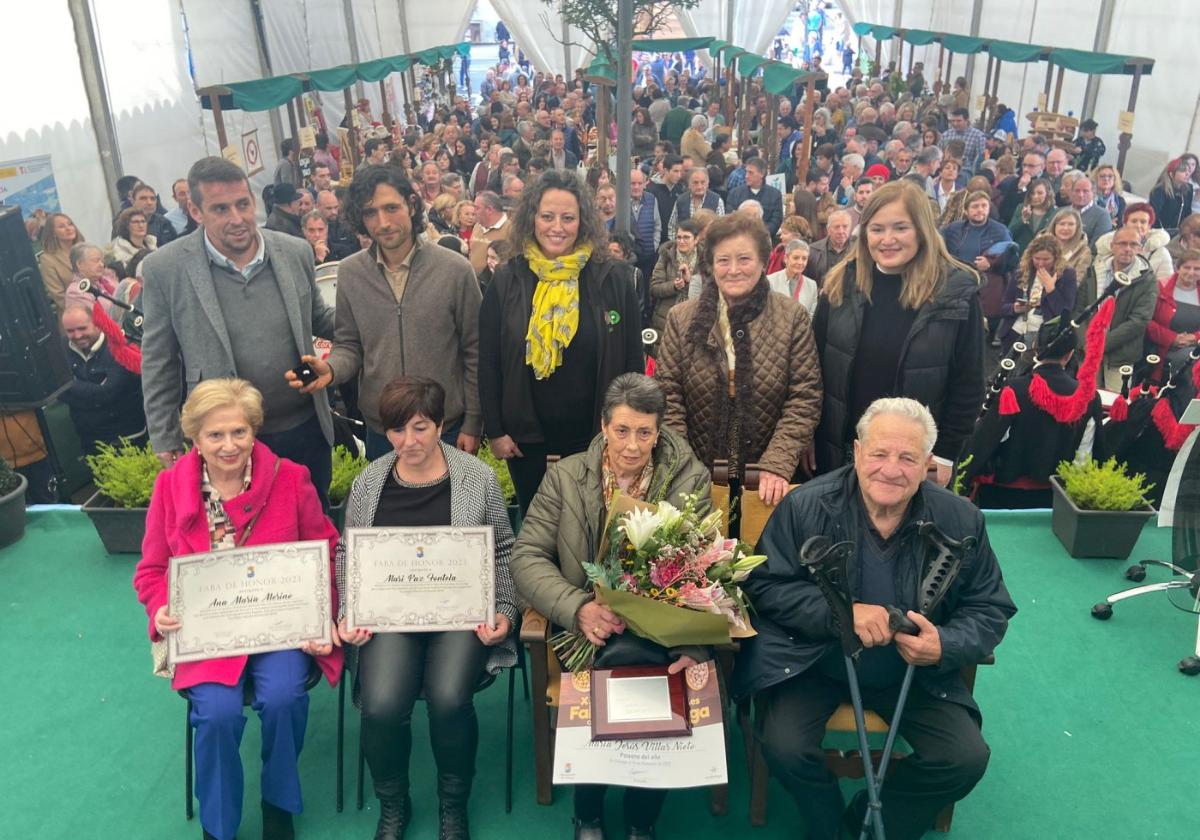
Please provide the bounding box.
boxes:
[0,155,61,219]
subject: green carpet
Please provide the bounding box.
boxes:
[2,508,1196,838]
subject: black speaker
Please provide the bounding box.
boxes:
[0,205,72,409]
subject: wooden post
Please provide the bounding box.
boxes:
[1042,60,1054,108]
[1116,64,1142,174]
[295,94,307,128]
[1052,65,1066,112]
[737,75,751,154]
[985,59,1002,130]
[933,43,946,95]
[342,88,359,167]
[725,57,737,128]
[905,33,915,76]
[764,96,778,173]
[977,55,994,128]
[797,77,817,184]
[378,80,392,130]
[210,92,228,150]
[596,84,610,164]
[874,38,882,76]
[285,99,299,142]
[944,51,954,92]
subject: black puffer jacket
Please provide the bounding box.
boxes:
[813,262,985,471]
[732,466,1016,707]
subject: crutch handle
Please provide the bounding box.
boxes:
[887,606,919,636]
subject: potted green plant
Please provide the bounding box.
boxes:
[478,441,520,535]
[82,441,164,554]
[1050,457,1156,559]
[329,444,369,531]
[0,455,28,549]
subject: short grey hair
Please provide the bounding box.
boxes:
[917,146,942,167]
[691,114,708,130]
[440,173,464,190]
[739,199,763,218]
[784,238,810,255]
[842,153,865,172]
[69,242,102,271]
[601,373,665,425]
[855,397,938,455]
[301,210,325,228]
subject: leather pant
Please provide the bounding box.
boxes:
[357,630,490,786]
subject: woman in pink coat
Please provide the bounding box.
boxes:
[133,378,342,840]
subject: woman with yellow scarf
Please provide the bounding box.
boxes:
[479,170,644,514]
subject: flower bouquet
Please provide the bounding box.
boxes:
[552,492,767,672]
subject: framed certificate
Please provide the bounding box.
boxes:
[590,665,691,741]
[343,527,495,632]
[168,540,332,664]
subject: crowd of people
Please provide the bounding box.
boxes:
[12,42,1200,840]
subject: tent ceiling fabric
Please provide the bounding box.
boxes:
[850,20,1153,74]
[677,0,795,57]
[488,0,595,79]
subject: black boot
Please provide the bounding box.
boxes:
[261,799,294,840]
[437,773,472,840]
[572,817,604,840]
[374,778,412,840]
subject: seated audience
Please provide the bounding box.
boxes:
[59,305,145,454]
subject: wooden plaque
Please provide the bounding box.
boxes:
[590,665,691,741]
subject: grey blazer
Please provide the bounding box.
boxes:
[140,228,336,453]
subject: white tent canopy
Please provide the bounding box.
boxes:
[2,1,1198,243]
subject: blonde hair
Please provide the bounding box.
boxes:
[825,180,975,309]
[180,378,264,441]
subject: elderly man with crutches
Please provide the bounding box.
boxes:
[734,397,1017,840]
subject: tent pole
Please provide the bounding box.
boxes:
[615,0,633,235]
[562,18,573,79]
[341,0,366,102]
[874,39,881,76]
[596,85,610,164]
[764,94,778,173]
[1052,65,1065,112]
[933,43,945,95]
[1116,65,1142,174]
[1082,0,1116,120]
[906,34,915,76]
[67,0,123,214]
[379,81,392,130]
[248,0,285,174]
[396,0,416,110]
[1042,60,1054,107]
[725,57,736,128]
[963,0,983,93]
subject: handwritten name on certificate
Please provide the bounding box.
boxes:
[344,527,495,632]
[168,541,332,664]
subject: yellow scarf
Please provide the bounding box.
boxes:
[524,241,592,379]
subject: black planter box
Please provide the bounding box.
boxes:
[506,503,522,536]
[82,491,148,555]
[0,474,28,549]
[1049,476,1155,560]
[329,498,347,533]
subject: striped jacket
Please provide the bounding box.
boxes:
[336,442,519,672]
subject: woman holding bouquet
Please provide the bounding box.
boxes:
[654,212,823,506]
[511,373,712,840]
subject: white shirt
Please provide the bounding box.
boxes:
[204,230,266,280]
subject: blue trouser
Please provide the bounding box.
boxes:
[188,649,312,840]
[365,419,463,460]
[258,412,332,512]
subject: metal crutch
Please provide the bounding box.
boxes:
[857,522,975,840]
[798,536,887,839]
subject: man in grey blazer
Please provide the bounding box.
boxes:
[141,156,337,505]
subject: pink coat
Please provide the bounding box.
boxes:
[133,440,343,690]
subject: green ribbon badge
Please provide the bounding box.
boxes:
[607,310,621,325]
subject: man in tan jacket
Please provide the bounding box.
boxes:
[468,191,511,273]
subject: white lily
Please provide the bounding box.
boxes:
[621,507,663,550]
[655,500,684,529]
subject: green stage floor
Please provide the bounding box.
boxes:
[2,508,1196,838]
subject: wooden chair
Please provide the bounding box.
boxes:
[736,465,986,832]
[521,457,733,812]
